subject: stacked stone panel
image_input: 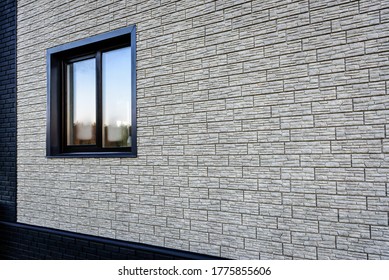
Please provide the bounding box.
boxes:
[17,0,389,259]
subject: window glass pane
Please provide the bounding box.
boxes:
[102,46,132,148]
[67,58,96,145]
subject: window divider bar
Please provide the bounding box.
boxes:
[66,63,74,147]
[61,61,68,152]
[96,51,103,149]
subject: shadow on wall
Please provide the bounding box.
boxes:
[0,203,16,222]
[0,222,223,260]
[0,0,17,223]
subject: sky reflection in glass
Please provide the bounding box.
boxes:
[65,47,131,147]
[67,58,96,145]
[102,46,132,147]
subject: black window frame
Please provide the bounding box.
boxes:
[46,25,137,158]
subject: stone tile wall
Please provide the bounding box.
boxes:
[17,0,389,259]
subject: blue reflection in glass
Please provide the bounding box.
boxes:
[102,46,132,147]
[67,58,96,145]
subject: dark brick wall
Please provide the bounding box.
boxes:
[0,222,221,260]
[0,0,17,221]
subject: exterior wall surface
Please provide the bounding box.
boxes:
[0,221,217,259]
[0,0,16,222]
[17,0,389,259]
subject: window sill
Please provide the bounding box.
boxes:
[46,151,137,158]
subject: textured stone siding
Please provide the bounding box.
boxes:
[17,0,389,259]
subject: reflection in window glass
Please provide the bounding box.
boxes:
[67,58,96,145]
[102,47,132,148]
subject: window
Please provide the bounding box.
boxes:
[46,26,137,157]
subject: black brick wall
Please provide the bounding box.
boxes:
[0,0,17,221]
[0,222,220,260]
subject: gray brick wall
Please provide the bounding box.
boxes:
[17,0,389,259]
